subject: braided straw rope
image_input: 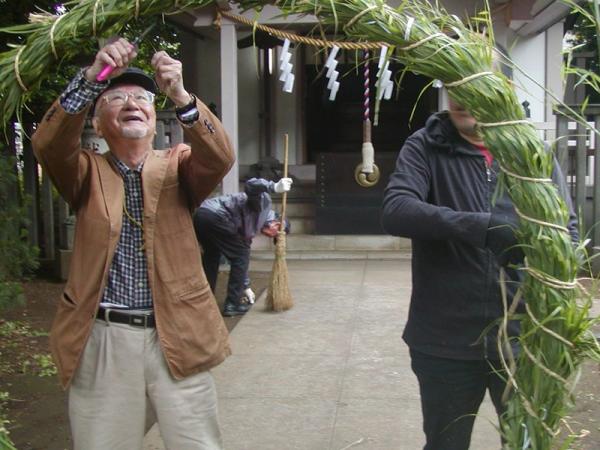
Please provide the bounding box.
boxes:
[219,9,385,50]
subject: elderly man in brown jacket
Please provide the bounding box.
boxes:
[32,38,234,450]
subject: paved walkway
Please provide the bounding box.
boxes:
[143,258,500,450]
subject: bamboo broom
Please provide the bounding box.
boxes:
[265,133,293,312]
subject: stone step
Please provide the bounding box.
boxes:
[251,250,410,260]
[251,234,411,252]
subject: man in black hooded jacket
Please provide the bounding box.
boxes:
[381,95,578,449]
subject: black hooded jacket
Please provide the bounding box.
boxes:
[382,112,578,360]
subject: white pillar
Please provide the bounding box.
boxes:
[545,22,564,126]
[220,22,239,194]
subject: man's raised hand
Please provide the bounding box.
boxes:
[151,51,190,107]
[85,38,137,83]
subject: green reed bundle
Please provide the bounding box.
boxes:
[0,0,216,123]
[1,0,599,447]
[233,1,600,448]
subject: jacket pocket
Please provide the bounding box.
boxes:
[177,282,211,302]
[60,289,78,309]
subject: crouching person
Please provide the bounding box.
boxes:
[193,177,292,316]
[32,38,234,450]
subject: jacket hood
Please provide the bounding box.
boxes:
[423,111,479,156]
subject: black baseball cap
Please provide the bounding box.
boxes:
[92,67,157,114]
[105,67,157,93]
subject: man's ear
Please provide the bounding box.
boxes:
[91,116,103,138]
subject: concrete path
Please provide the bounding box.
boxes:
[143,258,501,450]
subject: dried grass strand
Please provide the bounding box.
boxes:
[14,46,28,92]
[344,5,378,30]
[525,303,574,348]
[49,13,65,59]
[521,342,569,384]
[522,263,578,290]
[498,163,553,183]
[93,0,102,37]
[498,270,520,400]
[514,206,571,233]
[399,32,444,51]
[478,119,535,128]
[445,71,494,88]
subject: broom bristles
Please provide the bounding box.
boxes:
[266,232,293,312]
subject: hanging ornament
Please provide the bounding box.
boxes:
[374,45,394,126]
[355,49,380,188]
[325,45,340,101]
[279,38,295,93]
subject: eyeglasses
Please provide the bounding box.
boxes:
[101,90,155,107]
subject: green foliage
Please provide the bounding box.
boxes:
[0,390,17,450]
[0,151,38,311]
[564,0,600,104]
[0,0,211,124]
[31,353,57,377]
[0,1,183,118]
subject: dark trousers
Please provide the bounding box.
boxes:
[410,349,507,450]
[193,209,251,307]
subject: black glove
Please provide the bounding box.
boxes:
[485,212,524,266]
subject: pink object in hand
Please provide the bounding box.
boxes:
[96,64,115,82]
[95,23,157,83]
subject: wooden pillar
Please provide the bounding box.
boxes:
[22,124,39,247]
[574,121,587,227]
[171,118,184,145]
[544,22,563,135]
[41,169,55,260]
[593,114,600,254]
[154,120,166,149]
[220,21,239,194]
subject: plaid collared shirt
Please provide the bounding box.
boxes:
[60,69,107,114]
[101,157,153,309]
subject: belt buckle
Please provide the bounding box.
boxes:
[129,314,148,328]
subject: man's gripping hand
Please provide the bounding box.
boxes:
[85,38,138,82]
[151,51,191,107]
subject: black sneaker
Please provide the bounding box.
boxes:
[222,302,251,317]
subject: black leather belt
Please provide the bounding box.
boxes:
[97,307,155,328]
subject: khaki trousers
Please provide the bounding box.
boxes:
[69,319,223,450]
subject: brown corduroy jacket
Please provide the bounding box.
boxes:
[32,98,235,388]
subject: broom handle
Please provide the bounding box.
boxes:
[280,133,289,230]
